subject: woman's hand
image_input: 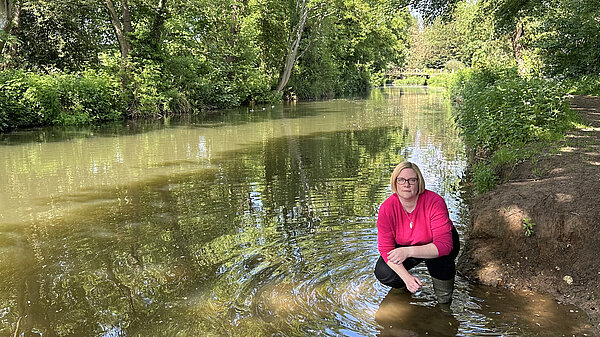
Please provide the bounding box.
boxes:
[401,274,423,293]
[385,255,423,293]
[387,247,412,265]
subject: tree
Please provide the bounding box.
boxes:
[406,0,515,70]
[104,0,133,90]
[479,0,552,76]
[0,0,466,127]
[0,0,20,69]
[275,0,332,94]
[408,0,459,24]
[104,0,131,61]
[528,0,600,77]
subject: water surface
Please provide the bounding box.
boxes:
[0,87,593,336]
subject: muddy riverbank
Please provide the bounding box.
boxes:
[457,95,600,334]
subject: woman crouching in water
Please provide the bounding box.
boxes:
[374,161,460,304]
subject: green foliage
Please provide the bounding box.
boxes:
[407,1,513,70]
[479,0,600,78]
[15,0,109,71]
[4,0,597,131]
[53,72,123,125]
[394,76,428,86]
[491,145,523,171]
[449,66,580,193]
[0,0,416,129]
[450,67,574,153]
[470,161,496,194]
[0,70,122,131]
[444,59,465,71]
[522,218,535,237]
[562,76,600,97]
[533,3,600,77]
[401,0,598,197]
[425,73,455,88]
[409,0,460,24]
[0,71,37,130]
[288,0,411,99]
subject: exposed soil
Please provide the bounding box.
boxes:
[457,95,600,334]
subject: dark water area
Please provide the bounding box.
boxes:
[0,87,593,336]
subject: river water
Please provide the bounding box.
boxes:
[0,87,593,336]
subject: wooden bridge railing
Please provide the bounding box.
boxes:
[386,67,452,79]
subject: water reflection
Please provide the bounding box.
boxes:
[0,87,594,336]
[375,289,459,337]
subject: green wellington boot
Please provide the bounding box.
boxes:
[432,276,455,305]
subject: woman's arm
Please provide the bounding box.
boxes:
[376,200,397,263]
[388,243,439,263]
[429,195,454,256]
[386,260,422,293]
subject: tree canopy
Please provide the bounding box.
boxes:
[0,0,422,121]
[407,0,600,78]
[1,0,598,131]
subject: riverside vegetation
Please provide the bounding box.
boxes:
[0,0,418,131]
[401,0,600,194]
[1,0,599,144]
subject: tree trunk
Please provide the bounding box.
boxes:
[0,0,19,70]
[226,1,239,64]
[512,20,525,76]
[105,0,134,105]
[151,0,167,51]
[0,0,10,29]
[105,0,132,61]
[276,0,310,94]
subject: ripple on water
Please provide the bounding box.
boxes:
[196,214,597,337]
[201,223,386,335]
[4,88,596,337]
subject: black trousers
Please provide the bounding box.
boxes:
[374,227,460,288]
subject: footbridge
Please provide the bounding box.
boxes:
[386,67,451,79]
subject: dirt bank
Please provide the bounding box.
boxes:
[457,95,600,334]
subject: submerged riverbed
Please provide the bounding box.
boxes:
[0,87,593,336]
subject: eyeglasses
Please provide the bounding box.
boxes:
[396,177,418,185]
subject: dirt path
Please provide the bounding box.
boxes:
[457,95,600,334]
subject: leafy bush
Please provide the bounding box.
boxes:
[426,72,456,88]
[563,75,600,97]
[126,61,174,117]
[394,76,427,86]
[470,161,496,194]
[0,70,122,131]
[0,71,40,130]
[444,60,465,71]
[449,66,580,193]
[289,55,371,100]
[450,67,574,154]
[54,72,122,124]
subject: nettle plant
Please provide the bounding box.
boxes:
[522,218,535,237]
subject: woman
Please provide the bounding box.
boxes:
[374,161,459,304]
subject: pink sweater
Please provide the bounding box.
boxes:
[377,190,454,263]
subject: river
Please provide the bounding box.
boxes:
[0,86,592,336]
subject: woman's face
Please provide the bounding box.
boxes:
[396,168,419,200]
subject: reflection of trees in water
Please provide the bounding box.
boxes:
[375,289,459,337]
[1,90,467,336]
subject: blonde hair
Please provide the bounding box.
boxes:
[390,161,426,195]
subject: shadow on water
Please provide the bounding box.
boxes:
[375,289,459,337]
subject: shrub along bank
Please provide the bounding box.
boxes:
[0,70,123,131]
[443,67,584,194]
